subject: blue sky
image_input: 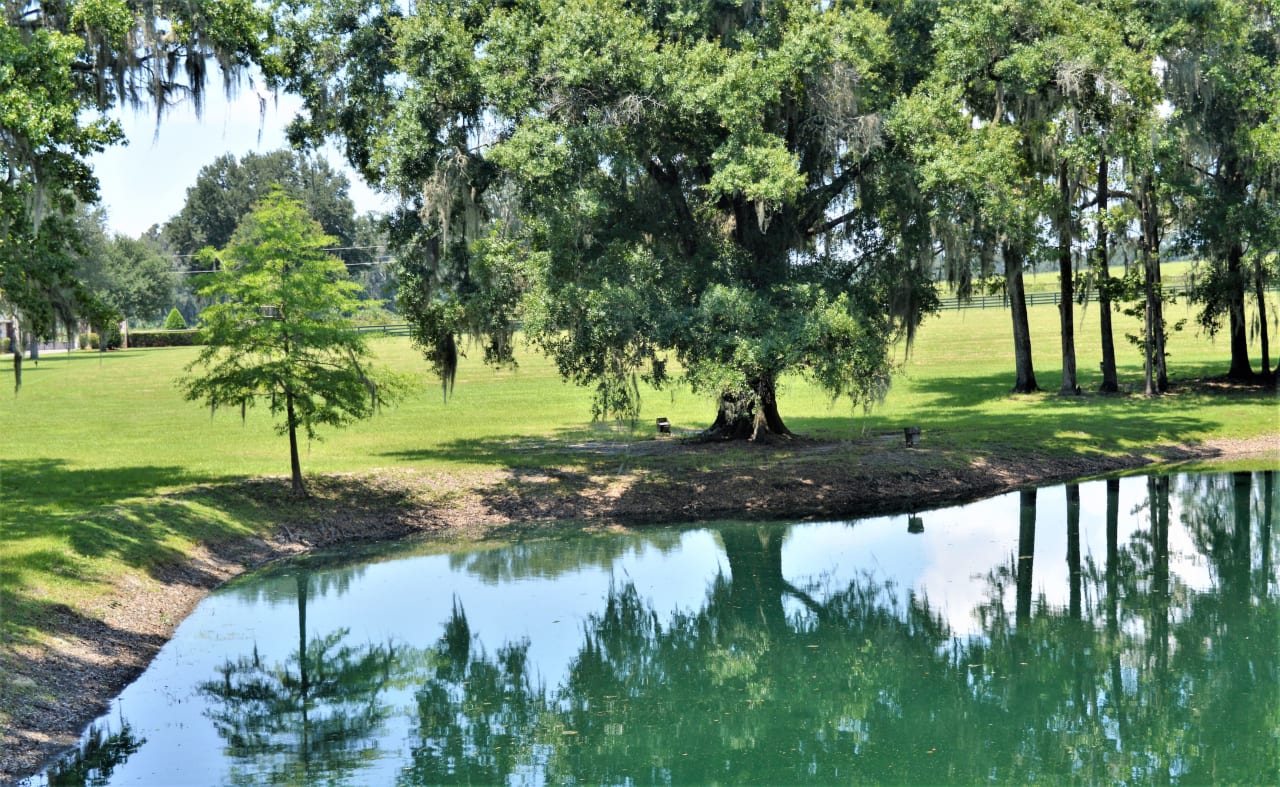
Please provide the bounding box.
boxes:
[90,85,388,238]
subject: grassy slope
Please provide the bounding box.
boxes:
[1,297,1276,655]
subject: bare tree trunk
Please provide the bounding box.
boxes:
[1143,250,1157,397]
[286,388,307,496]
[1058,161,1079,395]
[1139,177,1166,396]
[1096,156,1119,392]
[1255,260,1272,378]
[1153,249,1168,392]
[1004,243,1039,393]
[1227,240,1255,380]
[7,321,19,393]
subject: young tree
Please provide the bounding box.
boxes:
[180,190,403,496]
[163,307,188,331]
[163,150,363,321]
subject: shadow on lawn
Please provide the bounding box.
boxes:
[0,585,168,782]
[378,373,1240,469]
[793,369,1264,453]
[0,459,232,571]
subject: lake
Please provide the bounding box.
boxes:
[31,471,1278,785]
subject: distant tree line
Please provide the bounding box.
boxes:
[161,149,394,324]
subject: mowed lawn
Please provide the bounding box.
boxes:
[4,292,1275,475]
[0,296,1276,652]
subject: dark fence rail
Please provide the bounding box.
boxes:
[938,283,1279,311]
[935,290,1106,310]
[355,323,412,336]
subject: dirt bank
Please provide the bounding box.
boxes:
[2,434,1276,784]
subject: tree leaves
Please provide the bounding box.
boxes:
[180,190,407,494]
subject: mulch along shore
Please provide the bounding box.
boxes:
[2,433,1276,784]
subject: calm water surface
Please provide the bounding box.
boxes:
[33,471,1278,785]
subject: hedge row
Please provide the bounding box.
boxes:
[127,329,204,348]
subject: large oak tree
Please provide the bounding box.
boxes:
[274,0,937,438]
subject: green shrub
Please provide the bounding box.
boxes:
[128,329,203,348]
[0,337,9,353]
[102,323,122,350]
[79,332,100,350]
[163,308,188,331]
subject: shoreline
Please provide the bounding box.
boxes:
[2,435,1276,784]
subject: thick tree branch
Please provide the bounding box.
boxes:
[812,205,861,236]
[645,157,699,256]
[801,156,870,236]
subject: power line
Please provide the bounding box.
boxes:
[171,244,389,259]
[170,249,396,274]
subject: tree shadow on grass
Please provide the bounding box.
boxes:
[0,460,306,659]
[375,423,694,468]
[375,370,1270,528]
[0,459,235,573]
[789,370,1262,456]
[378,369,1241,473]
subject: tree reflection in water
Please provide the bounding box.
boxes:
[155,471,1275,786]
[44,720,143,786]
[196,568,402,786]
[396,472,1277,784]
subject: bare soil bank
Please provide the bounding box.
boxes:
[2,434,1276,784]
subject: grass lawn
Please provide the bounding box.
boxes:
[956,259,1202,295]
[1,296,1276,662]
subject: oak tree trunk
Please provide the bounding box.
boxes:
[1096,156,1119,393]
[1226,240,1255,381]
[1004,243,1039,393]
[1139,177,1167,395]
[706,375,792,441]
[1153,246,1169,392]
[1254,259,1272,379]
[1058,161,1079,395]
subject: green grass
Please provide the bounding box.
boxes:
[838,291,1280,455]
[1,298,1276,664]
[944,259,1202,295]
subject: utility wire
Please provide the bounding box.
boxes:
[171,246,395,274]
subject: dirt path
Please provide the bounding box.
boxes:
[2,434,1276,784]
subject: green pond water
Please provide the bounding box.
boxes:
[33,471,1278,785]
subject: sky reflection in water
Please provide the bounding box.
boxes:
[34,471,1278,786]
